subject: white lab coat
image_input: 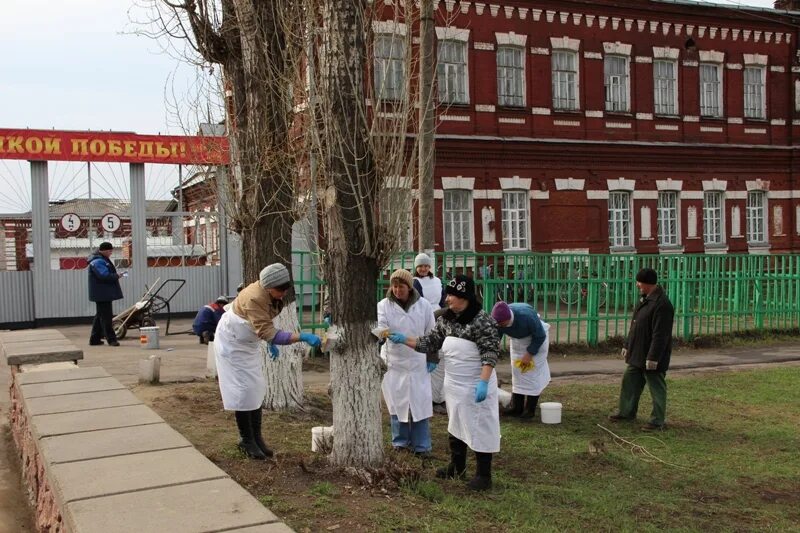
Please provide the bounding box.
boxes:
[416,275,445,403]
[214,311,266,411]
[509,322,551,396]
[378,295,435,423]
[442,337,501,453]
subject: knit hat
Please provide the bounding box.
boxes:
[491,301,512,323]
[98,242,113,251]
[445,274,475,301]
[215,296,229,305]
[259,263,291,288]
[390,269,413,288]
[636,268,658,285]
[414,253,433,268]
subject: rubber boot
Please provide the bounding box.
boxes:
[519,395,540,421]
[502,393,525,418]
[250,408,274,458]
[235,411,266,460]
[436,434,467,479]
[467,452,492,491]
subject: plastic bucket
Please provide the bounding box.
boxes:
[139,326,160,350]
[311,426,334,452]
[540,402,562,424]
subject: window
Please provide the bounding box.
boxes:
[653,60,678,115]
[552,50,578,110]
[380,187,413,249]
[700,63,722,117]
[743,66,765,119]
[501,190,528,250]
[604,55,629,112]
[443,190,472,250]
[703,191,724,245]
[608,191,632,248]
[437,40,468,104]
[657,191,679,246]
[373,34,406,101]
[746,191,767,244]
[497,46,525,107]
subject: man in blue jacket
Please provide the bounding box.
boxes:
[192,296,228,344]
[87,242,124,346]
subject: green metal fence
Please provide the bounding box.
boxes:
[293,252,800,345]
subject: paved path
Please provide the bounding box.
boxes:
[2,317,799,531]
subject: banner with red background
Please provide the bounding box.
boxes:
[0,128,229,165]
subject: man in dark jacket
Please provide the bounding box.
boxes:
[87,242,124,346]
[609,268,674,430]
[192,297,228,344]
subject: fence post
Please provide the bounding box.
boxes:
[753,280,764,329]
[681,278,693,341]
[586,279,599,345]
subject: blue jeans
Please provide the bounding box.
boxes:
[390,414,431,453]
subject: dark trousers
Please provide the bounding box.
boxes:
[90,301,117,343]
[617,364,667,426]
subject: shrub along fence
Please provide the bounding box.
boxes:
[293,252,800,346]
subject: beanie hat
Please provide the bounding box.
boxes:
[259,263,291,288]
[98,242,113,251]
[491,301,512,323]
[390,269,414,288]
[215,296,229,305]
[414,253,433,268]
[636,268,658,285]
[445,274,476,301]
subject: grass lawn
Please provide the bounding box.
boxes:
[136,366,800,532]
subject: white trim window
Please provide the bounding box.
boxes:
[608,191,632,248]
[700,63,723,117]
[743,66,766,119]
[657,191,680,246]
[746,190,767,244]
[437,40,469,104]
[604,55,629,112]
[501,190,529,250]
[443,190,473,250]
[373,33,406,101]
[703,191,725,245]
[497,46,525,107]
[552,50,579,110]
[653,59,678,115]
[379,187,413,249]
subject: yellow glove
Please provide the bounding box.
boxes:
[513,359,535,373]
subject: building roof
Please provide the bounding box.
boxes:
[4,198,177,219]
[652,0,798,15]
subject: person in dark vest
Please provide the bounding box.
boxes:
[609,268,674,431]
[87,242,124,346]
[192,296,228,344]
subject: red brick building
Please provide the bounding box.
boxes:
[374,0,800,255]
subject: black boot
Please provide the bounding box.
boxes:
[467,452,492,491]
[250,408,274,458]
[436,434,467,479]
[235,411,267,460]
[519,395,540,421]
[502,393,525,418]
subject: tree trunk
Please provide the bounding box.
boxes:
[320,0,384,468]
[262,304,305,410]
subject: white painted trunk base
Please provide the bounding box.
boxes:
[261,304,305,410]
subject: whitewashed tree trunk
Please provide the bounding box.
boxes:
[261,304,304,410]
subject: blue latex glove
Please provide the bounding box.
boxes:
[474,379,489,403]
[323,316,332,327]
[268,343,279,361]
[388,332,407,344]
[298,332,321,348]
[426,362,437,373]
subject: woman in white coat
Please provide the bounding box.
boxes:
[491,301,551,420]
[412,253,447,415]
[378,269,436,454]
[215,263,321,460]
[388,274,501,491]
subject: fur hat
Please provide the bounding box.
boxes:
[390,269,413,288]
[636,268,658,285]
[414,253,433,268]
[491,301,512,323]
[445,274,475,301]
[98,242,113,251]
[259,263,291,289]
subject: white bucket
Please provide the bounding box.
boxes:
[540,402,562,424]
[206,342,217,379]
[139,326,159,350]
[311,426,334,452]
